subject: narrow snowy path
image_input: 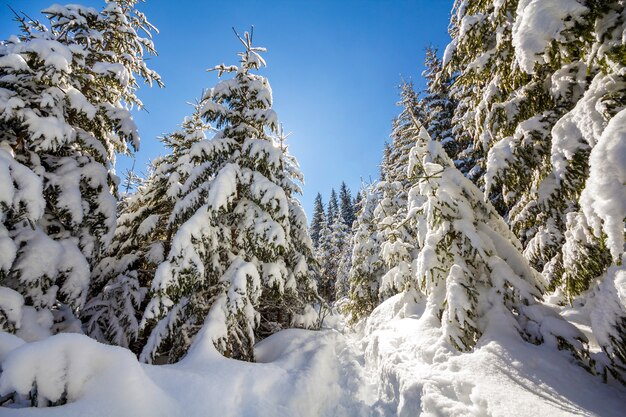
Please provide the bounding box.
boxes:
[255,323,380,417]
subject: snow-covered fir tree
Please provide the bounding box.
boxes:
[309,193,325,249]
[375,82,420,297]
[335,237,353,301]
[346,184,384,321]
[405,126,590,365]
[0,0,161,338]
[140,30,318,364]
[83,106,207,351]
[334,182,356,300]
[420,46,456,158]
[443,0,518,184]
[316,211,349,303]
[442,0,626,382]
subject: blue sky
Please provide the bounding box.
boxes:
[0,0,452,217]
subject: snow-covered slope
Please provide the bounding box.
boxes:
[358,293,626,417]
[0,328,373,417]
[1,297,624,416]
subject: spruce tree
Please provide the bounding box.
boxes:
[339,182,355,227]
[309,193,325,248]
[316,212,349,303]
[326,188,339,222]
[83,106,207,350]
[443,0,519,183]
[421,46,456,158]
[0,0,161,337]
[346,185,384,321]
[375,82,420,296]
[140,30,318,363]
[443,0,625,383]
[406,127,589,365]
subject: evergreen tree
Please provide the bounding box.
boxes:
[379,142,392,181]
[309,193,325,248]
[120,161,144,198]
[405,127,589,365]
[338,182,355,227]
[83,106,207,350]
[326,188,339,222]
[353,189,363,211]
[375,82,420,297]
[0,1,161,337]
[140,30,318,364]
[421,46,456,157]
[443,0,518,183]
[346,185,384,321]
[316,212,349,303]
[443,0,626,384]
[335,239,353,301]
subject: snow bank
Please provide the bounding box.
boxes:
[358,294,626,417]
[0,334,175,414]
[0,329,372,417]
[2,299,624,416]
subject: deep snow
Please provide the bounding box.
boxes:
[1,295,625,416]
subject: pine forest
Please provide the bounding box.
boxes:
[0,1,624,416]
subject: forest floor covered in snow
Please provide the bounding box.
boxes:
[1,294,625,417]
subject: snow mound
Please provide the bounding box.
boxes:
[1,301,624,416]
[0,329,373,417]
[0,334,175,413]
[358,294,626,417]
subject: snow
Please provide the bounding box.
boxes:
[2,299,624,416]
[589,261,626,360]
[0,54,28,71]
[0,327,373,416]
[579,108,626,261]
[512,0,588,74]
[24,112,75,149]
[0,287,24,329]
[207,163,239,211]
[0,334,175,411]
[0,332,24,363]
[22,38,73,73]
[0,149,45,221]
[358,294,626,417]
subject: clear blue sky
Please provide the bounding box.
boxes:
[0,0,452,217]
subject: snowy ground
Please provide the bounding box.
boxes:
[1,295,625,417]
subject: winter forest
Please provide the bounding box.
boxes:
[0,0,624,416]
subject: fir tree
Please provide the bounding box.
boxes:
[375,82,420,296]
[406,127,589,365]
[326,188,339,222]
[346,185,384,321]
[0,0,161,337]
[353,189,363,211]
[316,212,349,303]
[443,0,626,384]
[421,46,456,157]
[140,30,318,364]
[379,142,392,181]
[443,0,518,183]
[338,182,355,227]
[335,239,353,301]
[309,193,325,248]
[83,106,207,350]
